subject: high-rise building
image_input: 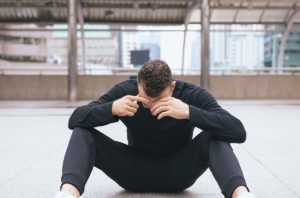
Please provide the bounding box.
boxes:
[227,26,264,69]
[0,24,51,64]
[210,30,227,68]
[120,27,139,68]
[190,25,264,71]
[139,31,161,60]
[0,24,119,69]
[264,25,300,67]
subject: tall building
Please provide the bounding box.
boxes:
[48,31,118,66]
[0,24,51,64]
[227,26,264,69]
[264,25,300,67]
[120,26,139,68]
[190,33,200,70]
[190,25,264,71]
[0,24,119,70]
[210,30,227,68]
[139,31,161,60]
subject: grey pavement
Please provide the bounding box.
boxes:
[0,100,299,198]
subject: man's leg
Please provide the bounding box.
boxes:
[192,131,249,198]
[161,131,249,198]
[59,127,159,196]
[59,127,97,197]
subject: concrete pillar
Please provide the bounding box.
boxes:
[68,0,78,101]
[201,0,210,89]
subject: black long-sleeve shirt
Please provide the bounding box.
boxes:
[69,80,246,156]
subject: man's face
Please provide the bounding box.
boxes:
[137,81,175,109]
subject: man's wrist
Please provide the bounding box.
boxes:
[184,104,190,119]
[111,101,116,116]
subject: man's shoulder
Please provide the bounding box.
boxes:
[114,79,138,95]
[175,80,211,99]
[117,79,137,86]
[175,80,203,92]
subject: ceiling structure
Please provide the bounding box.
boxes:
[0,0,299,25]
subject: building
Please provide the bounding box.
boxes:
[0,24,119,71]
[0,24,51,64]
[139,31,161,60]
[264,25,300,67]
[227,25,264,69]
[120,26,140,68]
[189,25,264,71]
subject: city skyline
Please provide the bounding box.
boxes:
[1,24,299,73]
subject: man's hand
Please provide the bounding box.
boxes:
[151,97,189,120]
[112,95,149,117]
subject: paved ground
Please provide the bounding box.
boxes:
[0,100,300,198]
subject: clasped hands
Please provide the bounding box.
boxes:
[112,95,189,120]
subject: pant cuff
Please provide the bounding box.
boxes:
[60,173,85,195]
[222,176,249,198]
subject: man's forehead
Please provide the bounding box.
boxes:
[138,86,169,103]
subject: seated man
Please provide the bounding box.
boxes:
[55,60,254,198]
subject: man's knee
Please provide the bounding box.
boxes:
[193,131,214,159]
[194,131,233,161]
[71,127,95,143]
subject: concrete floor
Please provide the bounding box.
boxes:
[0,100,300,198]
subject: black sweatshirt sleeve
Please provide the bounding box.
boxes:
[188,88,246,143]
[68,85,121,130]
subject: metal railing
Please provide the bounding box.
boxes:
[1,65,300,76]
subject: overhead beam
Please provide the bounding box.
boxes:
[259,0,271,23]
[0,2,298,10]
[233,0,243,23]
[0,2,189,9]
[284,1,299,22]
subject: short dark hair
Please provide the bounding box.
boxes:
[137,60,173,97]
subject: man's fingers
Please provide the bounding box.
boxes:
[152,97,170,108]
[153,106,169,116]
[135,97,149,105]
[126,106,137,113]
[157,111,171,119]
[151,101,169,113]
[127,95,149,104]
[126,111,135,117]
[126,101,139,109]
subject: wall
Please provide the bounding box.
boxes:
[1,75,300,100]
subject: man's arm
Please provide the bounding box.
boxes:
[151,87,246,143]
[188,89,247,143]
[68,85,120,130]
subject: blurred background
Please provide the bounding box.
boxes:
[0,0,299,100]
[0,1,300,198]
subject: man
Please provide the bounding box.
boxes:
[55,60,254,198]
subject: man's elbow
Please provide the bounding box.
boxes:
[68,107,81,130]
[233,121,247,143]
[234,129,246,143]
[68,119,75,130]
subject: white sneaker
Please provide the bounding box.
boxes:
[237,192,255,198]
[54,191,82,198]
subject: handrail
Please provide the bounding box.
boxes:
[0,65,300,76]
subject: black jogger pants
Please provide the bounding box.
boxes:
[60,127,248,198]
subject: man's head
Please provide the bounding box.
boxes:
[137,60,175,108]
